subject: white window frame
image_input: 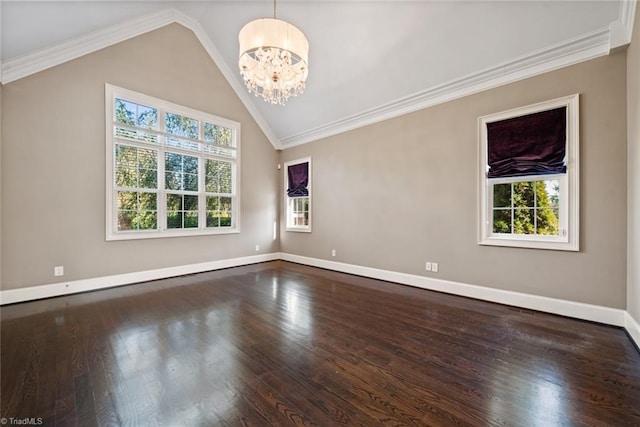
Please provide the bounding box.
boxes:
[284,157,312,233]
[478,94,579,251]
[105,84,241,240]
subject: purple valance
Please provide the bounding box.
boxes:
[287,162,309,197]
[487,106,567,178]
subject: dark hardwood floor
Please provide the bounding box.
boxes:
[1,261,639,426]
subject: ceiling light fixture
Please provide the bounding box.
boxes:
[238,0,309,106]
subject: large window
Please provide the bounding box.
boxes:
[284,158,311,232]
[478,94,579,251]
[106,85,240,240]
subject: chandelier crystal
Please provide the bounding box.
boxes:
[239,11,309,106]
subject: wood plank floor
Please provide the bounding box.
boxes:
[1,261,639,426]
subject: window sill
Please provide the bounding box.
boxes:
[479,236,578,252]
[285,227,312,233]
[107,228,240,241]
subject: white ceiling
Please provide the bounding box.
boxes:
[1,1,634,148]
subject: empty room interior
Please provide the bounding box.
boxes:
[1,0,640,425]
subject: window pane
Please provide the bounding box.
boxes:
[138,212,157,230]
[539,179,560,209]
[115,145,137,166]
[206,196,219,211]
[165,153,198,191]
[115,166,136,188]
[513,208,535,234]
[166,137,199,152]
[184,173,198,192]
[288,197,309,227]
[167,212,183,229]
[205,160,220,192]
[183,156,198,174]
[117,191,137,210]
[220,197,232,211]
[165,152,181,172]
[166,113,199,139]
[492,209,511,233]
[205,160,232,194]
[117,191,157,231]
[207,213,220,228]
[138,148,157,169]
[115,99,136,126]
[493,183,511,208]
[204,123,234,146]
[206,196,230,228]
[219,162,232,194]
[139,193,157,211]
[118,211,137,231]
[203,145,236,158]
[114,127,158,144]
[184,195,198,211]
[167,194,182,211]
[513,182,535,207]
[165,172,182,191]
[184,212,198,228]
[114,100,158,143]
[537,208,560,235]
[115,146,157,189]
[139,169,157,189]
[136,105,158,129]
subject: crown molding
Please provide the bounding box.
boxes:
[1,9,179,85]
[280,27,611,148]
[1,3,634,150]
[610,0,638,49]
[0,8,280,149]
[280,1,635,148]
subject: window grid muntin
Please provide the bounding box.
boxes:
[288,197,310,227]
[107,85,240,239]
[489,175,564,237]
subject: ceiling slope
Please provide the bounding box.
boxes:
[0,1,636,149]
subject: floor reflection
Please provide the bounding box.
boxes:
[528,365,568,426]
[107,304,240,424]
[487,353,570,424]
[280,282,313,338]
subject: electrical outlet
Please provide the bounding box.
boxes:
[425,262,432,271]
[255,245,260,252]
[432,262,439,273]
[54,266,64,277]
[331,249,336,257]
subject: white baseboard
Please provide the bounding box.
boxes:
[625,312,640,349]
[2,251,635,346]
[0,253,279,305]
[280,253,627,327]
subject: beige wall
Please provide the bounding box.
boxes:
[628,6,640,321]
[0,83,3,288]
[1,24,279,290]
[282,52,628,308]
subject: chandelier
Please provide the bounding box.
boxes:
[238,0,309,106]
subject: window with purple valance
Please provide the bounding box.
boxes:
[287,162,309,197]
[487,106,567,178]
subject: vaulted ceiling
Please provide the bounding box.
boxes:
[1,1,636,149]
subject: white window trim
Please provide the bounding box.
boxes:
[105,84,241,241]
[478,94,579,251]
[284,157,312,233]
